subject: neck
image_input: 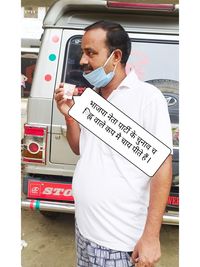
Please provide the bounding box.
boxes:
[100,68,126,99]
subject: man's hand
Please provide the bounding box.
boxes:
[130,155,172,267]
[131,234,161,267]
[54,83,80,155]
[54,83,78,117]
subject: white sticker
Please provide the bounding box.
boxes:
[63,83,76,99]
[68,88,171,177]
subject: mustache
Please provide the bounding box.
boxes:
[81,64,93,72]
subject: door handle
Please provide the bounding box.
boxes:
[61,125,67,136]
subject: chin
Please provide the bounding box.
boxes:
[84,70,92,74]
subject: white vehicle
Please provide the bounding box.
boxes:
[21,0,179,224]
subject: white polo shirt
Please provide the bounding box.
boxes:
[72,70,173,251]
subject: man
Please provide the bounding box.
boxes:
[55,21,172,267]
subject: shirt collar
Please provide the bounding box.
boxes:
[118,69,139,90]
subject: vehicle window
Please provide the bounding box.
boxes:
[62,36,179,86]
[61,36,92,88]
[21,52,38,98]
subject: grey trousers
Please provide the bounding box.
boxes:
[75,224,134,267]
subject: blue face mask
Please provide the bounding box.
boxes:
[82,51,117,88]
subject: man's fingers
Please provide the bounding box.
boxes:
[58,82,64,88]
[74,87,79,96]
[132,249,139,261]
[55,83,64,94]
[135,258,155,267]
[134,257,139,263]
[54,91,64,101]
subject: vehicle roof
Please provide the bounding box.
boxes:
[43,0,179,35]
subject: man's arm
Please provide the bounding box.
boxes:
[132,155,173,266]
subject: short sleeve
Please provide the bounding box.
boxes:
[143,90,173,153]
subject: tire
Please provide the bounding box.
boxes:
[146,79,179,94]
[147,79,179,124]
[148,79,179,199]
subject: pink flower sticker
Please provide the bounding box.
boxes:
[52,35,59,43]
[44,74,52,81]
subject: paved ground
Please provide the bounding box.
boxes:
[21,210,178,267]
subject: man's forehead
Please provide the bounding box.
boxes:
[81,28,107,49]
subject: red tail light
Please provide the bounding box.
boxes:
[107,1,178,12]
[24,125,45,136]
[22,125,47,164]
[28,142,40,154]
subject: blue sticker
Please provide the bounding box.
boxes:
[49,54,56,61]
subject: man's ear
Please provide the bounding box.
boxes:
[113,49,122,64]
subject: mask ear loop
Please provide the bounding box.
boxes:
[103,51,119,72]
[103,51,115,67]
[113,62,118,72]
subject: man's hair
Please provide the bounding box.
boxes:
[84,20,131,65]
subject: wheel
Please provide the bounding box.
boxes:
[146,79,179,94]
[147,79,179,125]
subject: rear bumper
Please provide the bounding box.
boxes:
[162,212,179,225]
[21,199,74,213]
[21,199,179,225]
